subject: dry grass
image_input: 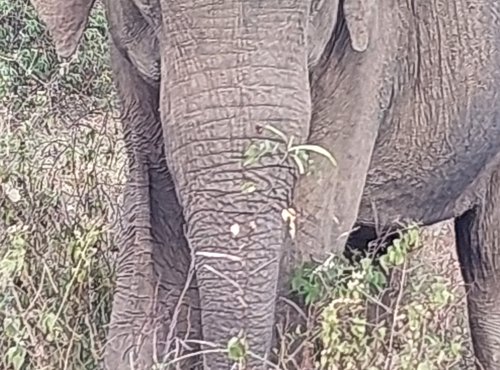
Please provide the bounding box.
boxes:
[0,105,125,370]
[411,221,475,369]
[1,1,121,369]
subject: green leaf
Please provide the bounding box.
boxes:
[416,361,431,370]
[289,144,337,167]
[227,336,247,362]
[241,181,257,193]
[6,345,26,370]
[290,152,306,174]
[262,124,288,142]
[3,316,21,339]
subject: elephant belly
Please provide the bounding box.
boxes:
[358,150,497,229]
[352,1,500,231]
[357,95,500,230]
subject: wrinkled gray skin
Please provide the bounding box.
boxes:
[30,0,500,368]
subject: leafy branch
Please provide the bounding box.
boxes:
[242,124,336,175]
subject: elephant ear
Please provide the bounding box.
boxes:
[343,0,376,52]
[30,0,96,58]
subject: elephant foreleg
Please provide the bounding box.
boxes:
[104,42,201,370]
[455,169,500,369]
[290,8,396,268]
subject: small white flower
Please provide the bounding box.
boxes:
[6,186,21,203]
[241,182,256,193]
[230,223,240,237]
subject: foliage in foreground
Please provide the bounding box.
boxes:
[1,1,471,369]
[287,227,469,370]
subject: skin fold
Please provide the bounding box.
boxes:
[29,0,500,368]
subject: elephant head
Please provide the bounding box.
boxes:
[31,0,377,61]
[31,0,382,368]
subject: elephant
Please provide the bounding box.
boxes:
[30,0,500,369]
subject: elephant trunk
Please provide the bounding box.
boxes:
[160,1,312,368]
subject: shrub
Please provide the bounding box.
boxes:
[0,0,113,119]
[287,226,470,370]
[0,1,123,369]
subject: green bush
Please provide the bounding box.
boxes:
[0,1,123,369]
[0,0,113,118]
[287,226,469,370]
